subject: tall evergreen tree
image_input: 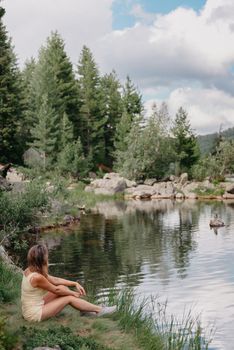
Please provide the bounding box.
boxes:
[122,75,143,117]
[99,71,122,166]
[60,112,74,149]
[20,58,37,145]
[30,94,60,167]
[29,32,79,153]
[77,46,106,166]
[0,6,23,163]
[171,107,200,174]
[113,76,143,166]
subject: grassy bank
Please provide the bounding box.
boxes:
[0,261,212,350]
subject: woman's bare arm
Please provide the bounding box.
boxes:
[30,274,81,297]
[47,275,86,296]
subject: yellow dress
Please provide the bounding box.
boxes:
[21,272,47,322]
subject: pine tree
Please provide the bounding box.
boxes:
[57,138,87,177]
[113,76,143,167]
[172,107,200,174]
[113,109,132,159]
[61,112,74,149]
[20,58,37,144]
[30,94,60,168]
[99,71,122,166]
[77,46,106,166]
[29,32,79,153]
[122,75,143,117]
[0,6,23,163]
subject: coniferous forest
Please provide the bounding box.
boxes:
[1,4,234,181]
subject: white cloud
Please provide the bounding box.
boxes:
[96,0,234,86]
[3,0,234,133]
[3,0,113,65]
[145,87,234,134]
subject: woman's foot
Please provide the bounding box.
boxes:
[80,305,117,317]
[97,305,117,317]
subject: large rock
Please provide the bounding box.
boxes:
[153,182,175,198]
[94,188,116,195]
[0,175,11,191]
[131,185,156,199]
[6,168,24,183]
[125,179,137,188]
[103,172,120,180]
[225,183,234,194]
[179,173,188,185]
[182,182,200,198]
[90,177,127,194]
[144,178,157,186]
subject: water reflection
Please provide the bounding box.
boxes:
[44,199,234,350]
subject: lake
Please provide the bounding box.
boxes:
[43,199,234,350]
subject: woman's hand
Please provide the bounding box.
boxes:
[75,282,86,296]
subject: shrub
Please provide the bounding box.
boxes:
[0,260,21,303]
[0,181,49,232]
[0,316,18,350]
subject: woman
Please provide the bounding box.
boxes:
[21,244,116,322]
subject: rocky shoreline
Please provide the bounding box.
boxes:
[85,172,234,201]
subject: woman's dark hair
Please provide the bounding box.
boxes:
[27,244,48,276]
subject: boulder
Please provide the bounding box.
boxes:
[125,179,137,188]
[103,172,120,180]
[184,193,198,199]
[144,178,157,186]
[182,182,199,198]
[175,192,185,199]
[94,188,116,195]
[131,185,156,199]
[0,175,11,191]
[222,192,234,199]
[225,183,234,194]
[202,179,215,190]
[90,178,127,193]
[169,175,176,182]
[153,182,175,197]
[179,173,188,185]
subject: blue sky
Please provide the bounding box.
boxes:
[112,0,206,29]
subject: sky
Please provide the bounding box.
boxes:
[2,0,234,134]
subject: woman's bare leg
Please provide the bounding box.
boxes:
[43,291,59,304]
[41,295,102,321]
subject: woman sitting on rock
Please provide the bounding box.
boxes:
[21,244,116,322]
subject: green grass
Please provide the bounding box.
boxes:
[0,260,21,303]
[108,289,212,350]
[194,186,225,197]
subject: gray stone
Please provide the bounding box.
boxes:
[125,179,137,188]
[225,183,234,194]
[175,192,185,199]
[0,176,11,191]
[103,172,120,180]
[179,173,188,185]
[90,177,126,193]
[94,188,115,195]
[144,178,157,186]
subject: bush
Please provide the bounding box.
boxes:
[0,316,18,350]
[0,260,21,303]
[0,181,49,231]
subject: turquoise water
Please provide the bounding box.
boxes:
[44,200,234,350]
